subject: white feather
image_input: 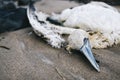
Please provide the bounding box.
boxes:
[27,6,65,48]
[51,2,120,49]
[27,2,120,50]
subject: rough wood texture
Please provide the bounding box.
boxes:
[0,28,120,80]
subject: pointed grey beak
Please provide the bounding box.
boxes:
[80,38,100,72]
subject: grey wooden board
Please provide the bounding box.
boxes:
[0,28,120,80]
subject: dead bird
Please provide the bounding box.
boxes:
[27,2,101,72]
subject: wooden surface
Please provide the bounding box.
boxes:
[0,28,120,80]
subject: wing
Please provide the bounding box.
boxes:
[27,2,65,48]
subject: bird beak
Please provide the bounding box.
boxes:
[80,38,100,72]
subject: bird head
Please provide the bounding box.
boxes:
[67,29,89,50]
[66,29,100,72]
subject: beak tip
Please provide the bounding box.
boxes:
[95,66,100,72]
[97,68,100,72]
[96,65,100,72]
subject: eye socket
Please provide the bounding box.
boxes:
[89,32,94,36]
[89,32,98,36]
